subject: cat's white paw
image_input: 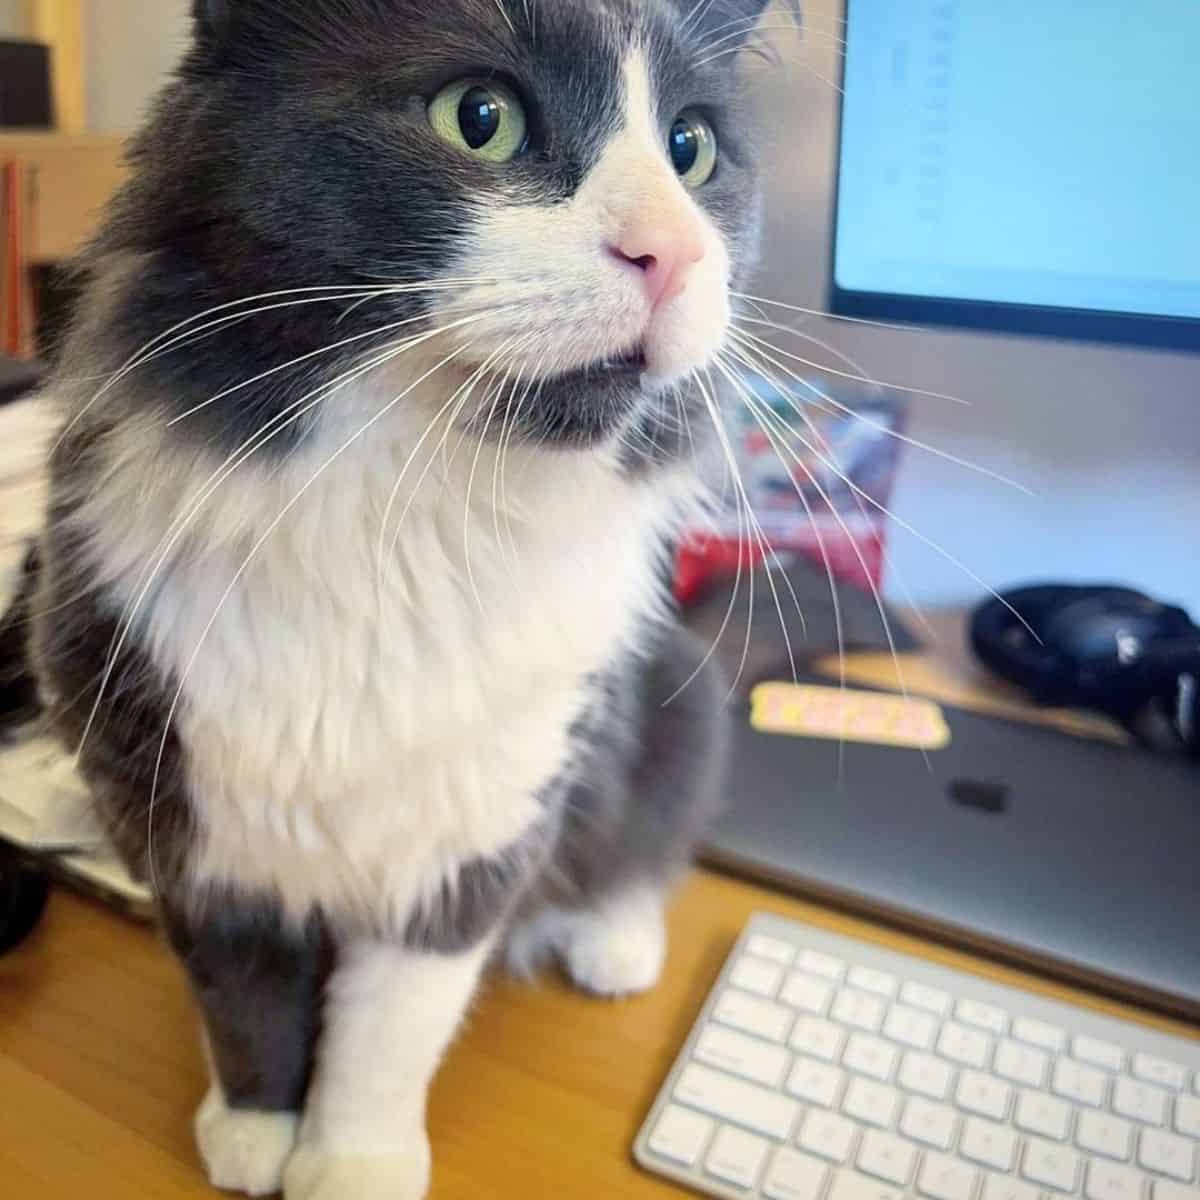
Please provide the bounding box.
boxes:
[283,1134,432,1200]
[195,1085,298,1198]
[509,888,667,997]
[564,892,666,997]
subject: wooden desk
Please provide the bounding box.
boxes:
[0,617,1194,1198]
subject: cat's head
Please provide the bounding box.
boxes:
[104,0,778,453]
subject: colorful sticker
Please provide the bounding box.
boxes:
[750,683,951,751]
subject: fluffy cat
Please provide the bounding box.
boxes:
[28,1,773,1195]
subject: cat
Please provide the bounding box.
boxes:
[27,1,775,1196]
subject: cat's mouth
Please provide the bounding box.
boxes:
[526,343,648,388]
[608,346,648,372]
[579,344,647,378]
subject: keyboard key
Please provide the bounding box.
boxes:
[901,1097,958,1151]
[957,998,1008,1035]
[901,981,951,1017]
[1155,1183,1199,1200]
[695,1025,790,1088]
[1012,1017,1066,1053]
[792,1016,845,1062]
[828,1171,906,1200]
[649,1104,714,1166]
[899,1050,954,1100]
[674,1064,799,1141]
[1113,1077,1168,1126]
[705,1124,770,1189]
[858,1130,917,1185]
[833,988,886,1033]
[960,1116,1018,1171]
[918,1151,979,1200]
[1077,1110,1134,1161]
[1015,1089,1072,1141]
[1053,1057,1108,1108]
[1075,1035,1125,1073]
[782,971,834,1015]
[843,1033,899,1082]
[763,1148,829,1200]
[799,1110,858,1164]
[956,1069,1012,1120]
[982,1174,1039,1200]
[798,949,845,982]
[1085,1160,1144,1200]
[939,1021,992,1069]
[1174,1093,1200,1139]
[883,1003,937,1050]
[1022,1135,1081,1192]
[849,966,898,998]
[750,934,797,966]
[787,1057,845,1109]
[1138,1127,1195,1182]
[1133,1054,1187,1091]
[994,1039,1048,1088]
[714,988,792,1043]
[732,955,785,998]
[843,1078,899,1128]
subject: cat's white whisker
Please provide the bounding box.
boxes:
[77,314,489,774]
[711,355,847,705]
[732,291,950,342]
[719,346,1042,644]
[662,371,760,705]
[725,336,935,642]
[55,279,499,451]
[734,315,971,405]
[720,350,919,766]
[462,340,529,615]
[729,328,1034,495]
[375,337,519,586]
[493,0,516,35]
[682,0,723,37]
[693,20,808,60]
[145,340,477,891]
[166,314,439,427]
[495,344,547,571]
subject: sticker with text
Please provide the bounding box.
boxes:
[750,683,951,751]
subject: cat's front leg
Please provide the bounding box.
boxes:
[162,895,328,1198]
[284,937,492,1200]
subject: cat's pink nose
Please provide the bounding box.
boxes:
[611,224,705,309]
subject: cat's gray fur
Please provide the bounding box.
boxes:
[26,1,772,1195]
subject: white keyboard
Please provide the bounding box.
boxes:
[635,914,1200,1200]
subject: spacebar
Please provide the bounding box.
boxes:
[674,1063,799,1140]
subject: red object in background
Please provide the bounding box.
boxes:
[1,161,36,359]
[674,527,887,606]
[673,368,906,607]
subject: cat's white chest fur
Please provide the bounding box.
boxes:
[117,407,695,925]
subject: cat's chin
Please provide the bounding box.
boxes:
[458,355,650,450]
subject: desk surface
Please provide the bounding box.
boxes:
[0,615,1193,1199]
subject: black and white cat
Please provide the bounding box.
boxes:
[28,1,774,1196]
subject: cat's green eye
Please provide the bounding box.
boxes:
[428,78,527,163]
[669,112,717,188]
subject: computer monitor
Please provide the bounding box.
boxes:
[831,0,1200,351]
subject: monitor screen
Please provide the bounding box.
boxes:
[832,0,1200,349]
